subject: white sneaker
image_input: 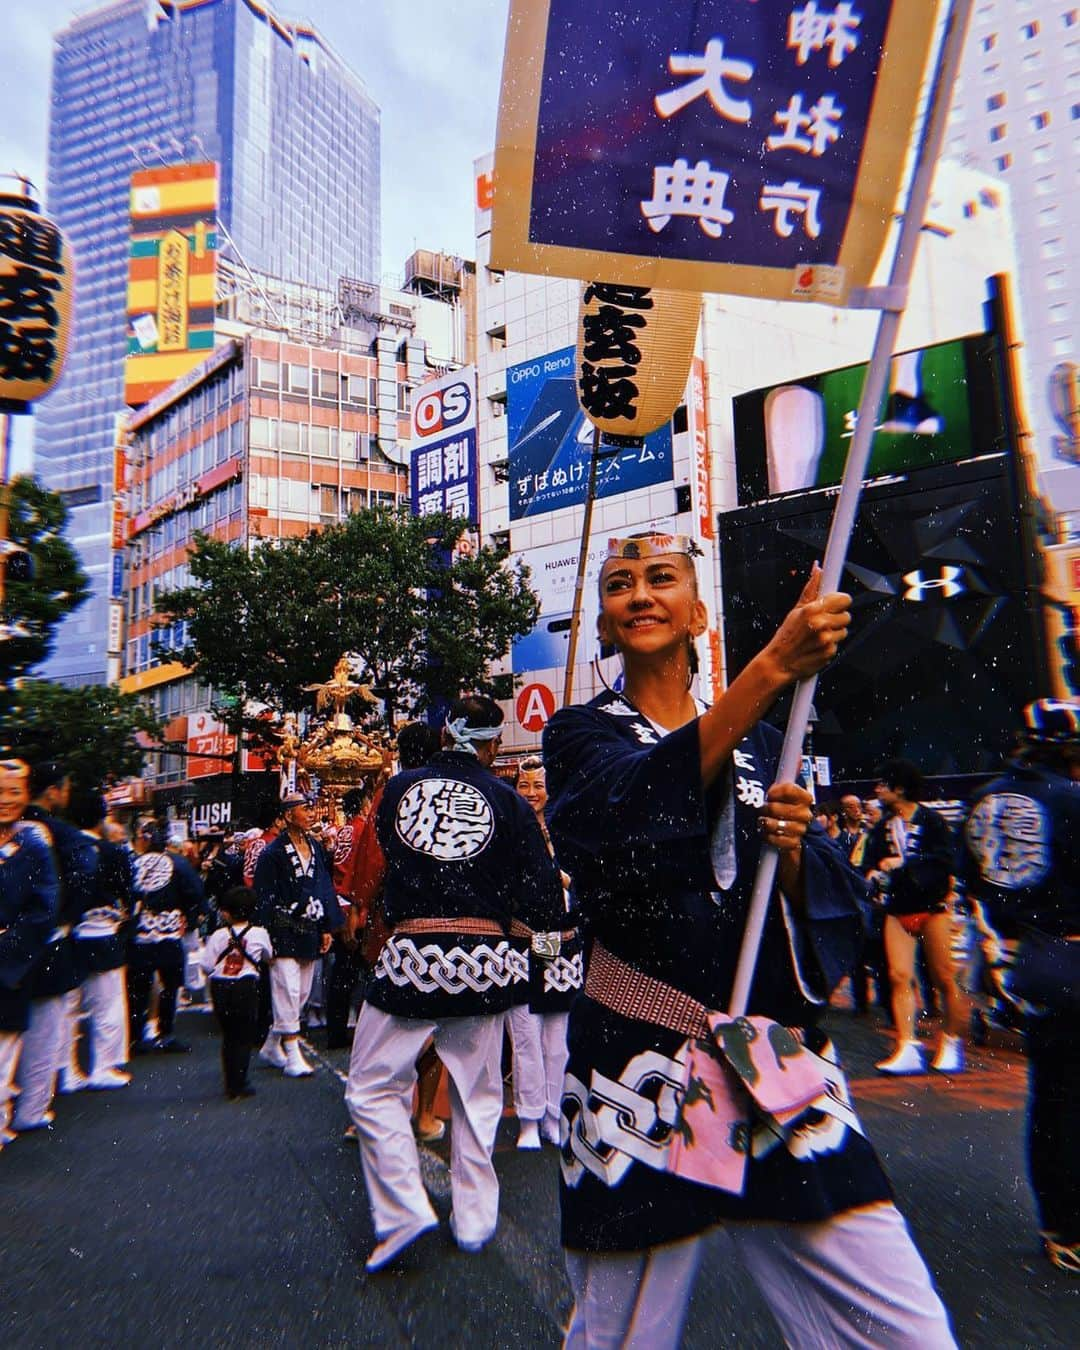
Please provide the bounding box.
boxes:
[876,1041,926,1076]
[258,1035,287,1069]
[283,1040,314,1077]
[87,1068,132,1090]
[930,1036,965,1074]
[517,1119,542,1150]
[58,1068,90,1094]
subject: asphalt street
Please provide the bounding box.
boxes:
[1,1004,1076,1349]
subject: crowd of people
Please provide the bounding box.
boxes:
[2,532,1078,1346]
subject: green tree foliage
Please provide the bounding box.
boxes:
[157,505,539,726]
[0,680,163,789]
[0,475,90,685]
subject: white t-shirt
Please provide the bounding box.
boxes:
[200,924,273,981]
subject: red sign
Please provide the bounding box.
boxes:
[1070,556,1080,593]
[516,682,555,734]
[689,357,713,542]
[186,712,236,779]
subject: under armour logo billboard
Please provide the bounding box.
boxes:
[902,566,965,602]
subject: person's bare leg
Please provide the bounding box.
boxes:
[877,918,925,1073]
[923,913,967,1072]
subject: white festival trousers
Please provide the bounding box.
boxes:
[0,1032,22,1134]
[12,995,66,1128]
[507,1003,546,1122]
[269,957,316,1037]
[540,1010,569,1130]
[563,1201,956,1350]
[58,973,129,1075]
[345,1003,504,1247]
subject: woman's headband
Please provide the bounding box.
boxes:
[605,534,703,561]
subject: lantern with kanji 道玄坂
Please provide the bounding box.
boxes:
[576,281,700,441]
[0,178,74,412]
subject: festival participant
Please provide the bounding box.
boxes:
[12,763,95,1131]
[960,699,1080,1274]
[864,760,966,1075]
[0,760,58,1147]
[200,886,272,1100]
[345,696,564,1272]
[254,792,340,1077]
[59,788,136,1090]
[513,754,582,1147]
[543,535,955,1349]
[128,821,205,1054]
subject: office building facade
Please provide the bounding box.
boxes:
[38,0,379,683]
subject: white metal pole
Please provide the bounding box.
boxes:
[728,0,975,1018]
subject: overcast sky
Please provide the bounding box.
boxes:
[1,0,510,469]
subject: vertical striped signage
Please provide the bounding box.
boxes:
[124,162,219,407]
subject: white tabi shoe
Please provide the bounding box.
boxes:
[541,1114,562,1146]
[516,1119,542,1151]
[365,1218,438,1273]
[58,1068,90,1094]
[875,1040,926,1076]
[87,1068,132,1089]
[282,1040,314,1077]
[258,1035,287,1069]
[930,1035,965,1074]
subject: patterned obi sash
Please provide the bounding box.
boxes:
[585,943,846,1197]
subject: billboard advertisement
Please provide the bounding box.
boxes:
[717,459,1040,778]
[493,0,936,306]
[409,367,479,524]
[731,334,1009,504]
[507,346,673,520]
[124,162,219,408]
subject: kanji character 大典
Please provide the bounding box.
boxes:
[641,160,735,238]
[766,93,843,157]
[654,38,754,123]
[0,321,56,382]
[787,2,862,68]
[0,266,61,327]
[759,181,823,239]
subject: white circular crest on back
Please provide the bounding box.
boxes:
[965,792,1050,889]
[135,852,175,893]
[395,777,494,860]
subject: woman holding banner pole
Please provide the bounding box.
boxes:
[543,534,955,1349]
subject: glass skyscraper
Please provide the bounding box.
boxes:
[37,0,380,683]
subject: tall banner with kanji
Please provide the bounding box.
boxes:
[493,1,938,307]
[409,367,479,525]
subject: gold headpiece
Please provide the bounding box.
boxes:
[604,533,703,561]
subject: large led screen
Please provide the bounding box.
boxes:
[717,459,1039,778]
[731,334,1008,504]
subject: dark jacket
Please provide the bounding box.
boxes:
[254,831,342,960]
[0,822,59,1031]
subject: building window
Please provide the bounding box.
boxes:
[1025,82,1045,103]
[1065,9,1077,28]
[986,92,1006,111]
[1042,237,1064,258]
[1035,175,1055,195]
[346,374,368,406]
[1050,303,1069,324]
[1039,205,1060,226]
[1032,111,1051,129]
[1033,142,1053,162]
[994,153,1011,171]
[256,359,280,390]
[1072,103,1080,120]
[1021,21,1040,39]
[287,363,310,395]
[1053,335,1073,356]
[981,34,997,52]
[989,123,1007,141]
[397,384,412,416]
[1047,271,1066,291]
